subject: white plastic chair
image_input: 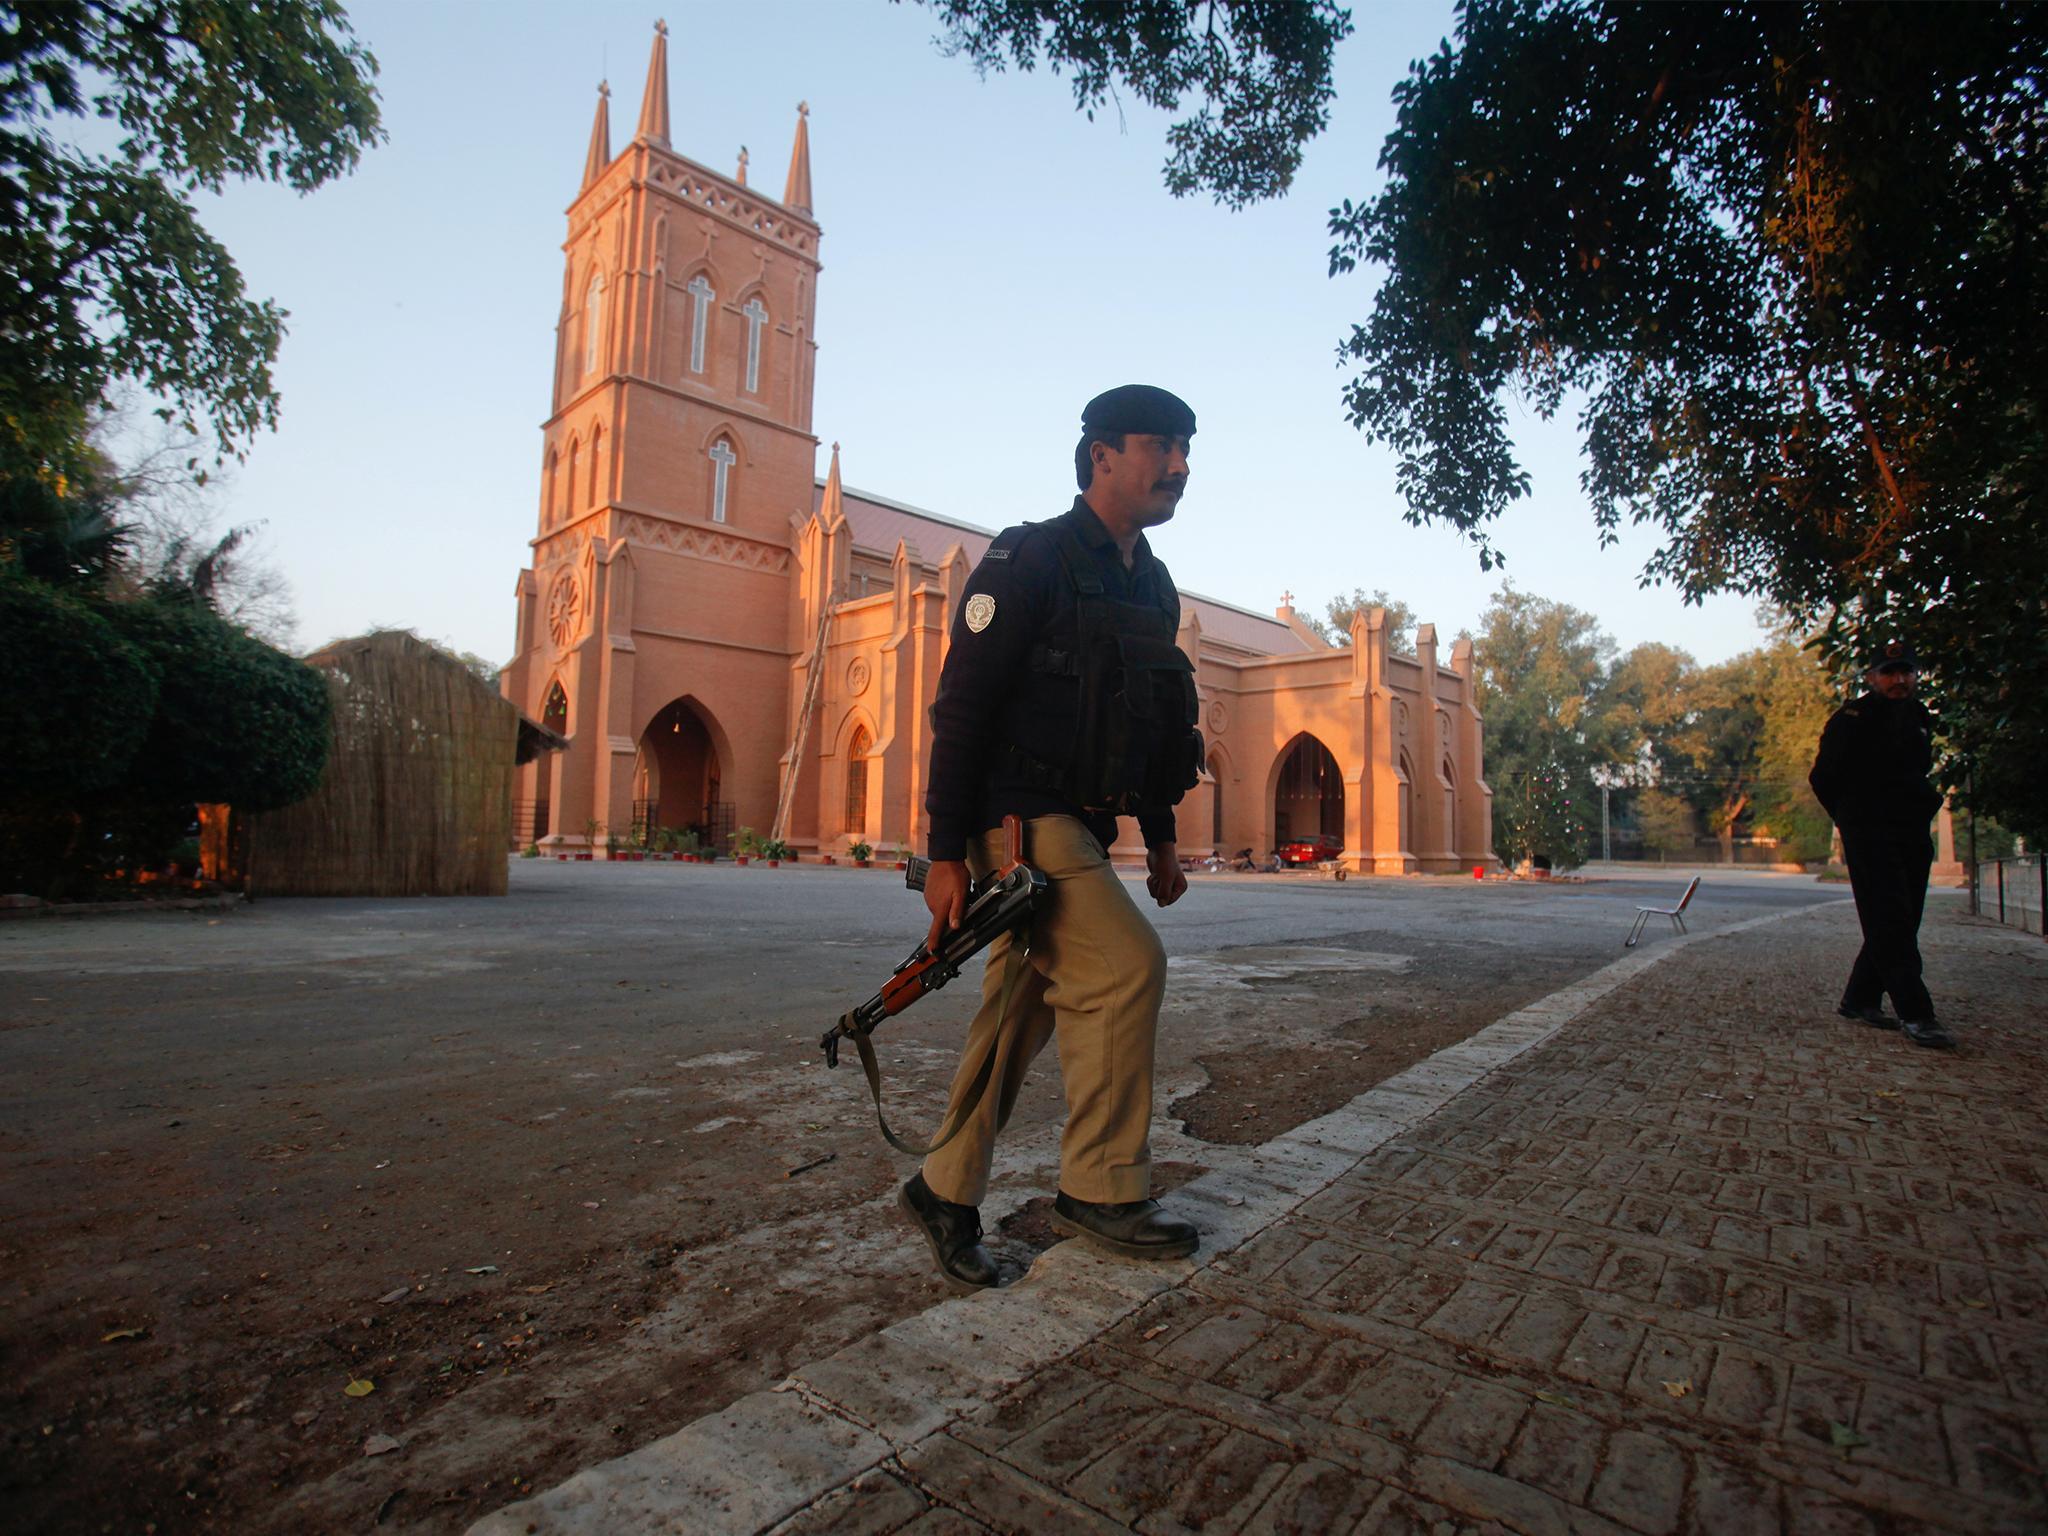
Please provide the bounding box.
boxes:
[1625,875,1700,947]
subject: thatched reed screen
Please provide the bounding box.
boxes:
[245,631,516,897]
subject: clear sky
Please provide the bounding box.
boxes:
[168,0,1769,666]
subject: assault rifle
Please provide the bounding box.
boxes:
[820,814,1046,1154]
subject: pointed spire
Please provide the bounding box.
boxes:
[581,80,612,191]
[783,100,812,214]
[636,20,671,148]
[819,441,845,528]
[736,145,749,187]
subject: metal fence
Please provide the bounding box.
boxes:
[1974,855,2045,936]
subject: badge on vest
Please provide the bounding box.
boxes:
[964,594,996,633]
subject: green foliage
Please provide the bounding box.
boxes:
[733,825,761,857]
[850,839,873,862]
[1470,585,1613,868]
[0,464,132,590]
[1630,788,1696,858]
[1330,1,2048,838]
[904,0,1350,209]
[1,0,383,480]
[1749,639,1839,863]
[759,837,792,861]
[1493,762,1590,872]
[101,595,330,811]
[1305,588,1416,651]
[0,571,159,798]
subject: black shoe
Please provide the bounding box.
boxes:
[1837,1003,1898,1029]
[899,1173,998,1291]
[1902,1017,1956,1050]
[1050,1191,1199,1260]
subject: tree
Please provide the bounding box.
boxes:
[1748,634,1839,864]
[900,0,1351,208]
[1,0,383,483]
[1304,587,1416,651]
[1327,1,2048,836]
[1469,583,1617,868]
[88,396,300,647]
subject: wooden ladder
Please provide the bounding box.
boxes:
[771,595,838,844]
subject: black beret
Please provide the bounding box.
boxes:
[1080,384,1196,439]
[1870,639,1921,671]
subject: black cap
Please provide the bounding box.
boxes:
[1870,639,1920,672]
[1080,384,1196,440]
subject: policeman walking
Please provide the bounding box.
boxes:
[1809,641,1952,1048]
[899,385,1206,1290]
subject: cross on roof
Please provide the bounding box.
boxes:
[1281,590,1295,607]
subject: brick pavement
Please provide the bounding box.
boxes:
[475,899,2047,1535]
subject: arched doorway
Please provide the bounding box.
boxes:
[1273,734,1343,848]
[530,679,569,840]
[639,699,726,846]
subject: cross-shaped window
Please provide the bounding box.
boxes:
[686,276,715,375]
[709,438,736,523]
[741,297,769,393]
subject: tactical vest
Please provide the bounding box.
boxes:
[992,520,1204,815]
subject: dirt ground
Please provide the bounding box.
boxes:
[0,863,1830,1533]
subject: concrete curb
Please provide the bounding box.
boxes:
[469,899,1849,1535]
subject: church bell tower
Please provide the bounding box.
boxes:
[502,20,822,852]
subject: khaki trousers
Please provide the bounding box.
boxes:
[921,815,1168,1207]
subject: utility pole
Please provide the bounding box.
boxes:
[1601,784,1611,863]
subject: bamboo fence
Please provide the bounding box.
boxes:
[243,631,517,897]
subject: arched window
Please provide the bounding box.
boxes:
[685,274,715,375]
[544,449,559,527]
[542,680,569,734]
[845,725,870,837]
[708,436,736,522]
[584,271,605,377]
[740,295,769,393]
[566,437,581,517]
[1397,750,1415,854]
[588,423,603,505]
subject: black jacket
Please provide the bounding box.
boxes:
[1809,691,1943,832]
[924,499,1182,861]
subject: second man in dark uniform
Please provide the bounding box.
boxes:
[1809,641,1952,1049]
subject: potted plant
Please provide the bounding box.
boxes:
[677,829,702,863]
[580,819,603,861]
[890,842,909,870]
[733,826,759,866]
[521,843,540,859]
[760,837,790,867]
[850,840,873,868]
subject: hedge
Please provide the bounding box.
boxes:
[101,596,331,812]
[0,572,159,799]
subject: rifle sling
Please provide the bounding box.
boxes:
[850,937,1031,1158]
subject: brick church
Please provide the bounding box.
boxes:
[501,25,1495,874]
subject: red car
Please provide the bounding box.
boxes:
[1275,833,1344,867]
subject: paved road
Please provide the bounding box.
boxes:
[477,898,2048,1536]
[0,861,1866,1534]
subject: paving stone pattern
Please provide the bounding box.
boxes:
[478,903,2047,1535]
